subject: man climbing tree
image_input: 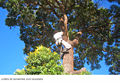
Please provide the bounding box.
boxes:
[53,31,72,58]
[0,0,120,74]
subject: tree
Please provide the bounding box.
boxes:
[108,0,120,4]
[14,45,63,75]
[104,0,120,74]
[0,0,119,74]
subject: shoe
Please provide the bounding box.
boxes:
[62,48,69,53]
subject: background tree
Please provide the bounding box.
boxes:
[103,0,120,74]
[0,0,120,74]
[108,0,120,4]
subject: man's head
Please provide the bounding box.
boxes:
[53,30,58,34]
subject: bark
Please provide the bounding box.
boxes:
[63,47,74,73]
[60,14,85,74]
[59,14,73,73]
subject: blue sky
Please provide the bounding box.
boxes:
[0,8,26,74]
[0,1,117,75]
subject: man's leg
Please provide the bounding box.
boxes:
[60,46,64,59]
[61,40,72,53]
[62,40,72,49]
[58,38,62,45]
[55,40,59,45]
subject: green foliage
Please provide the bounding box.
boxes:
[108,0,120,4]
[0,0,120,74]
[14,69,25,75]
[78,71,92,75]
[14,45,63,75]
[64,71,92,75]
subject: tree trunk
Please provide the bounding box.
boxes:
[63,47,74,73]
[60,14,86,74]
[59,14,74,73]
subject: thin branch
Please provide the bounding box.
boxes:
[79,38,97,49]
[68,3,75,10]
[39,4,51,10]
[54,0,65,12]
[47,0,59,8]
[76,25,109,41]
[54,0,61,7]
[44,0,60,18]
[65,0,68,10]
[73,34,102,51]
[61,0,64,5]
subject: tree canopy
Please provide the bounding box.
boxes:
[0,0,120,74]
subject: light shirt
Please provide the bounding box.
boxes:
[53,32,63,41]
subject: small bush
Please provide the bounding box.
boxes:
[14,45,63,75]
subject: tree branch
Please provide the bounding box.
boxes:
[70,67,86,74]
[62,14,69,40]
[72,30,102,50]
[54,0,65,12]
[65,0,68,9]
[39,4,51,10]
[61,0,64,5]
[45,0,61,18]
[67,1,75,11]
[77,25,108,41]
[54,0,61,6]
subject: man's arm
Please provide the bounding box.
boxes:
[53,31,63,40]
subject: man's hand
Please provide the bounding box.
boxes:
[77,31,82,35]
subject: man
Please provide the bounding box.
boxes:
[53,31,72,53]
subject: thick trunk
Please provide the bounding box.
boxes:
[63,47,74,73]
[60,14,74,73]
[60,14,86,74]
